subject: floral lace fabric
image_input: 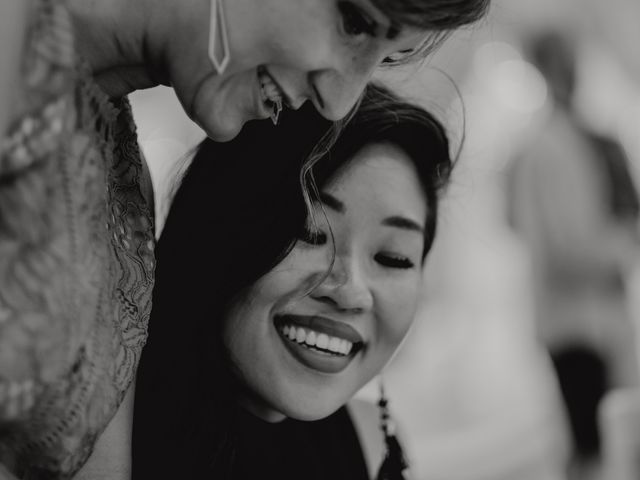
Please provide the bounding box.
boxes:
[0,0,155,477]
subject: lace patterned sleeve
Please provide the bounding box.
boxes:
[0,0,78,424]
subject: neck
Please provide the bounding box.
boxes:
[66,0,165,97]
[238,391,287,423]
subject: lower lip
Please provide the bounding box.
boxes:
[276,327,356,374]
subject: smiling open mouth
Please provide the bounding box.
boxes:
[274,314,364,374]
[281,324,354,356]
[257,66,283,125]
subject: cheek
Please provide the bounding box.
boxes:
[375,277,422,349]
[239,250,324,316]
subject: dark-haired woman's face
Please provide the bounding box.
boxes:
[223,143,428,421]
[167,0,426,141]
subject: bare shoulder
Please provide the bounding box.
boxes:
[73,384,136,480]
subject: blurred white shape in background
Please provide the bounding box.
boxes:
[131,86,205,236]
[489,59,547,114]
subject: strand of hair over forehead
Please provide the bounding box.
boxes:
[295,78,461,295]
[372,0,490,64]
[297,116,353,297]
[298,76,462,219]
[372,0,490,30]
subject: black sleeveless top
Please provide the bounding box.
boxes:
[228,406,370,480]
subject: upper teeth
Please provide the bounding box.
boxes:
[259,69,283,105]
[282,325,354,356]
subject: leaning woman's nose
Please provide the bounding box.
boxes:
[309,56,378,121]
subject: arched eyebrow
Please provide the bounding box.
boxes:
[386,25,400,40]
[319,192,345,213]
[320,192,423,234]
[382,216,424,234]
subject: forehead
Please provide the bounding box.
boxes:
[326,142,428,218]
[362,0,433,50]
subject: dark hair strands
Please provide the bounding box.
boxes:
[372,0,490,31]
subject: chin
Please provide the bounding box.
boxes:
[279,395,346,422]
[202,119,244,142]
[289,409,339,422]
[192,103,246,142]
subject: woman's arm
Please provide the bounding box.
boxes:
[0,0,81,474]
[0,3,40,474]
[0,464,20,480]
[0,0,30,137]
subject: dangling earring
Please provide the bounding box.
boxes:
[270,97,283,126]
[376,381,409,480]
[209,0,230,75]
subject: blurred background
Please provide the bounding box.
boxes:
[130,1,640,479]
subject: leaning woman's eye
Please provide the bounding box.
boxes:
[338,1,377,37]
[381,49,415,65]
[375,253,415,270]
[299,227,328,246]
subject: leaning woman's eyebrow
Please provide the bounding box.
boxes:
[365,0,398,39]
[319,192,345,213]
[385,24,400,40]
[382,216,424,234]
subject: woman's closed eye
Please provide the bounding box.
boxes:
[338,1,378,38]
[374,252,415,270]
[299,226,328,246]
[381,49,415,65]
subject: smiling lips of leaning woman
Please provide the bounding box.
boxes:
[133,83,453,478]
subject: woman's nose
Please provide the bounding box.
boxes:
[311,256,373,313]
[309,51,381,121]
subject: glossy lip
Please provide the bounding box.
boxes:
[273,314,364,374]
[258,65,294,109]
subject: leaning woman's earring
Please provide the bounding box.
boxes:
[270,97,283,126]
[376,381,409,480]
[209,0,230,75]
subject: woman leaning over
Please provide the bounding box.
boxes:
[0,0,489,478]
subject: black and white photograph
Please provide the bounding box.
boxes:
[1,0,640,479]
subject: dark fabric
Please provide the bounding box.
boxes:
[582,129,640,222]
[550,345,609,459]
[376,434,408,480]
[229,406,370,480]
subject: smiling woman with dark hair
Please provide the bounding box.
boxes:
[133,83,453,478]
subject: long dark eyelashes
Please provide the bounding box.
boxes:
[338,1,378,37]
[375,253,414,269]
[299,227,328,246]
[382,49,415,65]
[300,228,414,269]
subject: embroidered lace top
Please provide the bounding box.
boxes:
[0,0,155,478]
